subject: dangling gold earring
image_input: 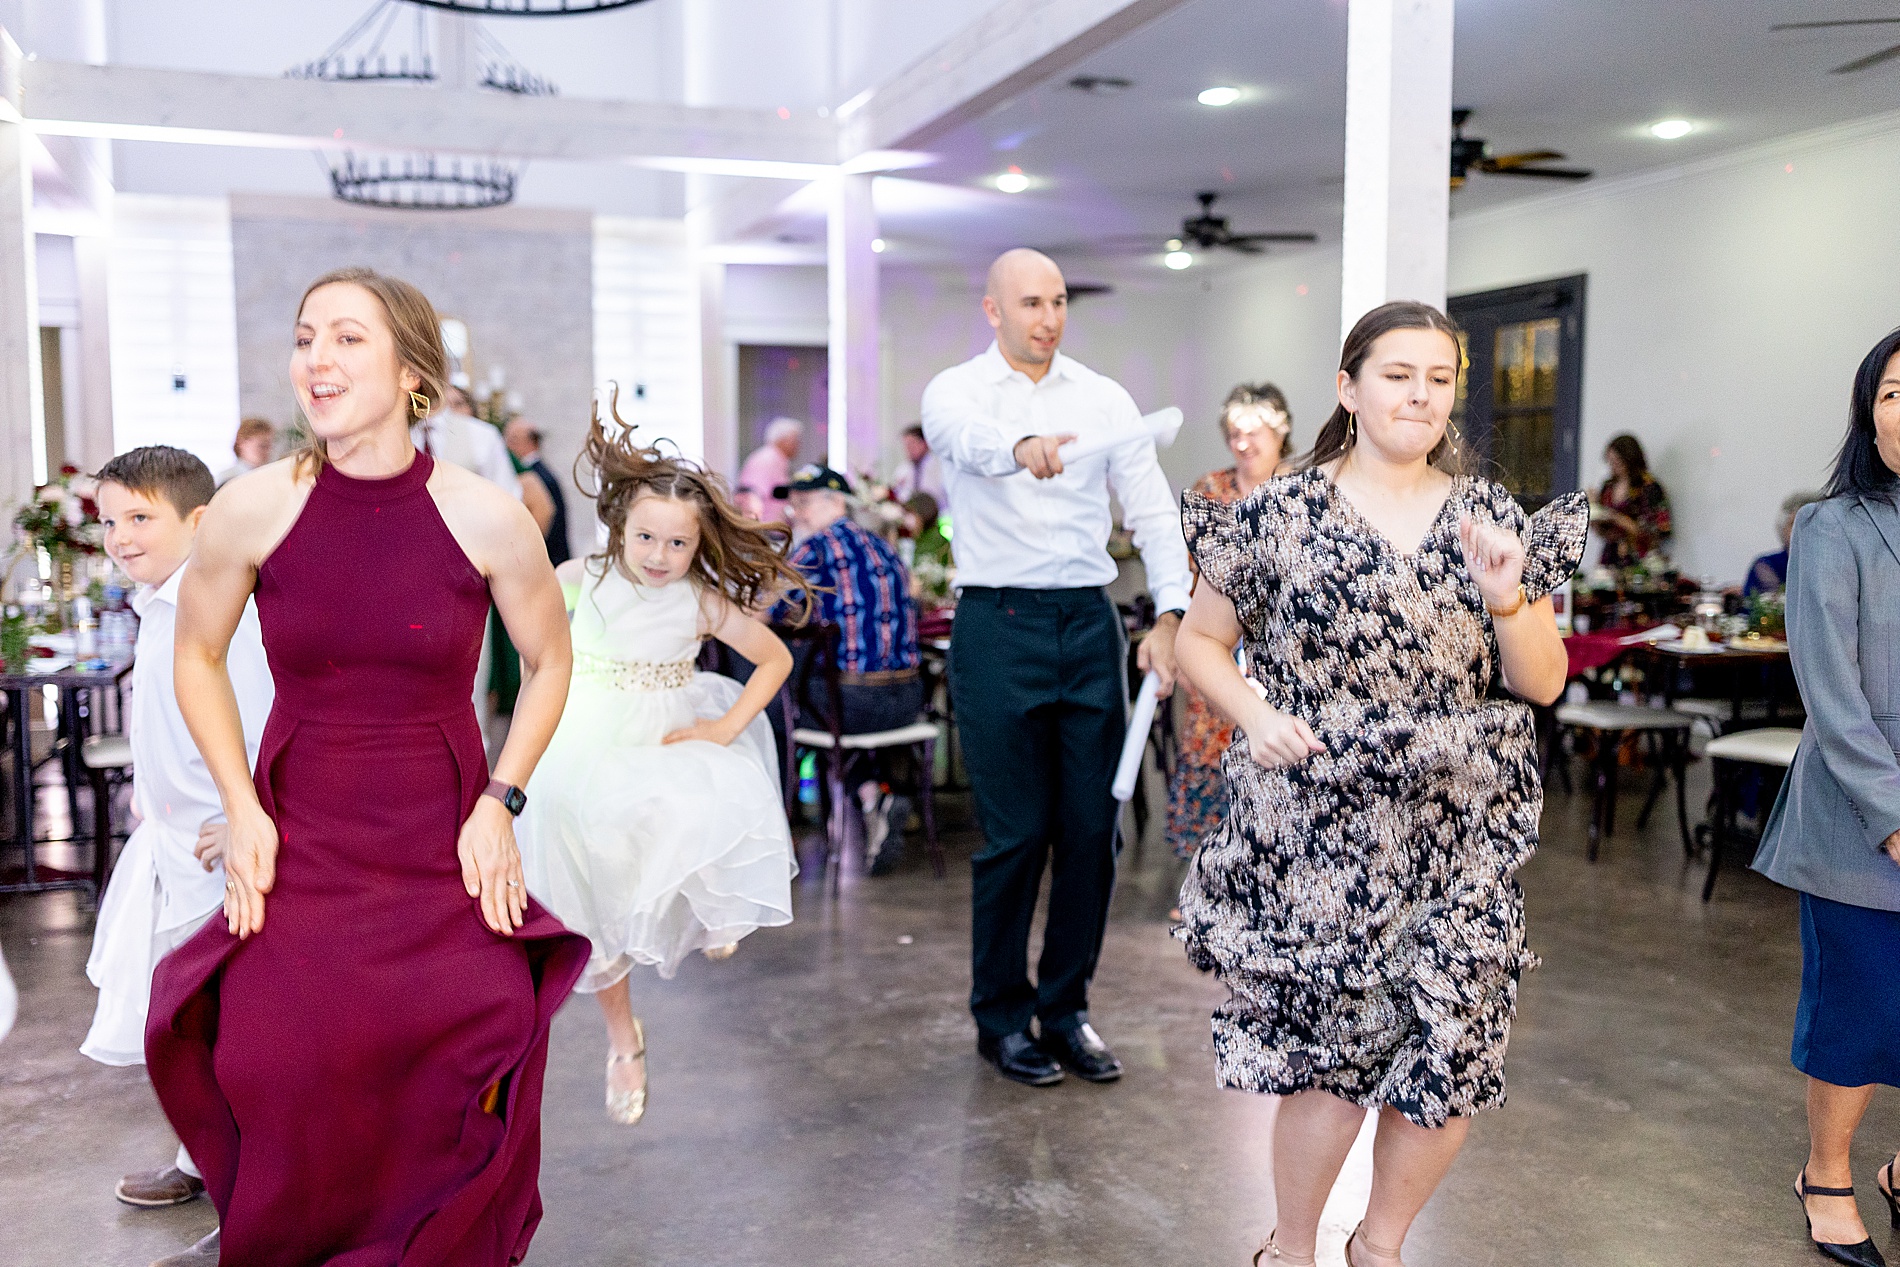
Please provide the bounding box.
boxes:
[1347,412,1358,445]
[410,391,431,419]
[1448,419,1464,455]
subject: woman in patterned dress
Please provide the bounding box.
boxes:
[1174,302,1587,1267]
[1593,432,1672,567]
[1167,384,1296,860]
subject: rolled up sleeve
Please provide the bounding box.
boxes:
[921,369,1032,478]
[1104,389,1191,614]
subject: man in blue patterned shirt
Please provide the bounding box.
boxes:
[776,465,924,869]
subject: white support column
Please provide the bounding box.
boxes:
[1339,0,1454,342]
[72,232,114,467]
[696,257,736,477]
[826,172,878,475]
[0,118,43,506]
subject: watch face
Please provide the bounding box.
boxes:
[503,786,527,816]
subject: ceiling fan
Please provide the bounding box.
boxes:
[1170,191,1317,254]
[1450,108,1593,188]
[1771,16,1900,74]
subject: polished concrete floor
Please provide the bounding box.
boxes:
[5,756,1899,1267]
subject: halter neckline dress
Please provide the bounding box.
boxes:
[147,450,589,1266]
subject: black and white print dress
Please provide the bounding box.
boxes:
[1177,468,1588,1128]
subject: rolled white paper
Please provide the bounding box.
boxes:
[1112,670,1162,803]
[1060,407,1184,464]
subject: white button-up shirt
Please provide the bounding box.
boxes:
[128,560,275,932]
[82,559,275,1066]
[921,343,1191,613]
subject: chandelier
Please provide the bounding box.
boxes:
[290,0,559,211]
[401,0,654,12]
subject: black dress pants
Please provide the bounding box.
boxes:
[950,586,1125,1039]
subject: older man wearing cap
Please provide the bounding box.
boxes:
[922,248,1189,1088]
[774,464,924,870]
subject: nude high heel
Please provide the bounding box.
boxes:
[605,1018,647,1126]
[1252,1230,1315,1266]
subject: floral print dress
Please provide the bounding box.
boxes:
[1168,467,1246,858]
[1176,469,1588,1128]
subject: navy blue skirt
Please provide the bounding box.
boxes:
[1794,892,1900,1088]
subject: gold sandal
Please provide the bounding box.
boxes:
[702,942,739,962]
[605,1018,647,1126]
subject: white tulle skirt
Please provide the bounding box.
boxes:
[519,671,795,989]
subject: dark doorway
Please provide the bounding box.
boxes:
[1448,275,1586,511]
[737,344,827,467]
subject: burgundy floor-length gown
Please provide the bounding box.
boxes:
[147,452,589,1266]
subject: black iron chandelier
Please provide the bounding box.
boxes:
[401,0,654,12]
[291,0,560,211]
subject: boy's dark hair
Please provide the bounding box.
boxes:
[95,446,217,518]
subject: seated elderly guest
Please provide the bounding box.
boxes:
[1744,490,1825,597]
[774,465,923,871]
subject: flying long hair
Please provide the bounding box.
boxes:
[578,386,813,622]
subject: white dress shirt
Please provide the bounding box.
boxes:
[412,411,523,497]
[921,343,1191,613]
[81,559,274,1066]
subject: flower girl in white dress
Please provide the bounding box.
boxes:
[518,412,809,1126]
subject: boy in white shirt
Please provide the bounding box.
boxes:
[82,447,273,1267]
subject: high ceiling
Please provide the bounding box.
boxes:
[758,0,1900,272]
[13,0,1900,270]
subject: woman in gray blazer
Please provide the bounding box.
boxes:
[1755,326,1900,1267]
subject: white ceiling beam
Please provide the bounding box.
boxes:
[12,57,836,172]
[843,0,1197,155]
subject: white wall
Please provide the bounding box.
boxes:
[594,217,700,459]
[105,195,242,474]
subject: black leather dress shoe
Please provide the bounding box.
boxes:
[1038,1021,1123,1082]
[977,1031,1064,1086]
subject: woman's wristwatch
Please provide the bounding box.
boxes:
[1485,585,1528,619]
[483,779,528,816]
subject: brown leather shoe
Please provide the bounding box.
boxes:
[115,1165,205,1207]
[150,1229,219,1267]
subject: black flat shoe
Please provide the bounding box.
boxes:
[977,1031,1063,1087]
[1796,1170,1888,1267]
[1037,1021,1123,1083]
[1879,1157,1900,1231]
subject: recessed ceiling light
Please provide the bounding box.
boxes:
[1164,250,1194,270]
[871,238,887,253]
[1650,118,1693,140]
[1198,86,1242,107]
[1165,238,1184,251]
[996,167,1030,193]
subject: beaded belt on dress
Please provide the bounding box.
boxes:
[573,650,695,691]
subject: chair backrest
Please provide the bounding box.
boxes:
[771,620,844,744]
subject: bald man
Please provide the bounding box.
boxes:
[922,248,1190,1087]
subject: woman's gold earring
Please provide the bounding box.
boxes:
[1347,412,1357,444]
[410,391,431,420]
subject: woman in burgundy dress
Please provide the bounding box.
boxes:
[147,266,588,1266]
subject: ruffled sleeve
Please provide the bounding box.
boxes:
[1520,490,1590,602]
[1181,488,1268,625]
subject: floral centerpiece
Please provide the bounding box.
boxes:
[852,469,908,541]
[7,465,104,610]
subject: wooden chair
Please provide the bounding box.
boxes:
[80,732,133,892]
[1553,700,1696,862]
[1698,727,1801,901]
[776,622,945,889]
